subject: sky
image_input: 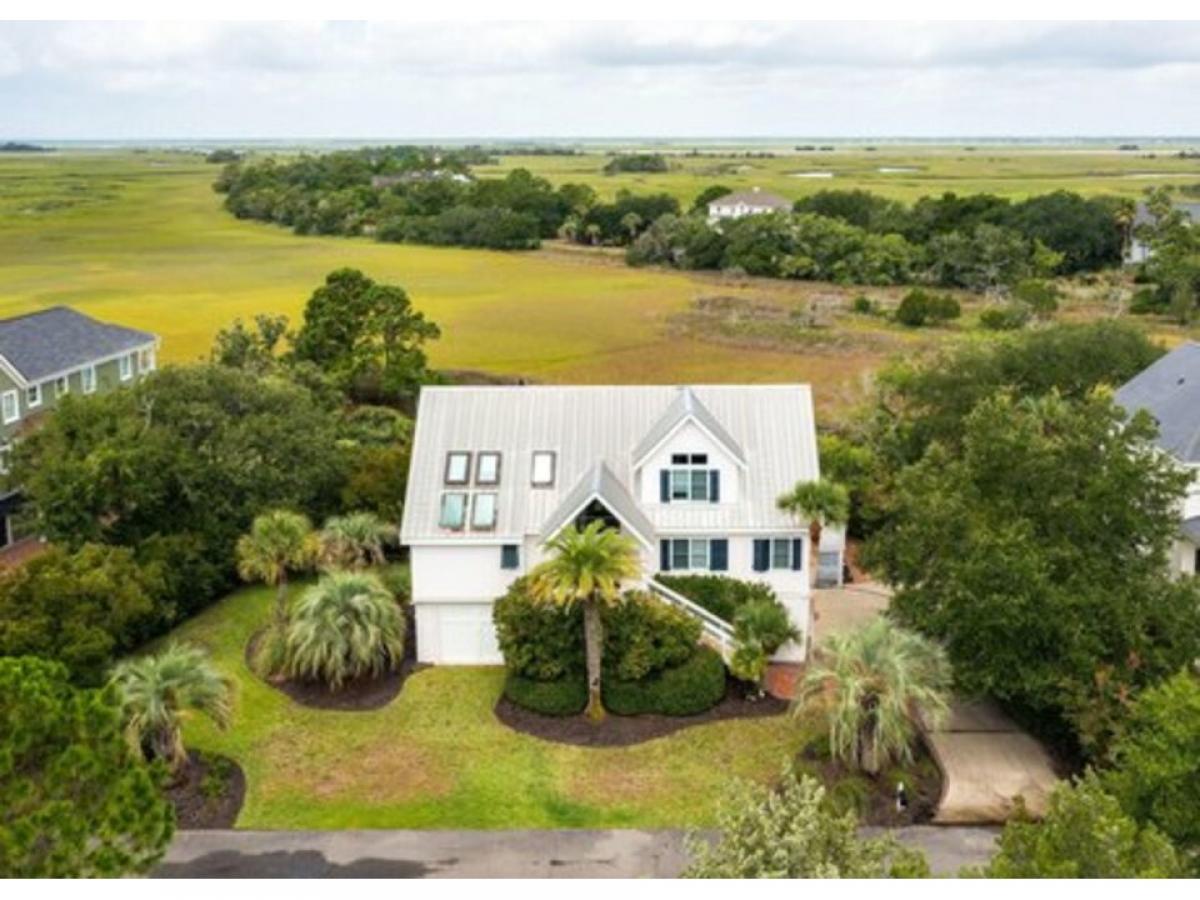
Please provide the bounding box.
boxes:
[2,20,1200,139]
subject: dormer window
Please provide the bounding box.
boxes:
[531,451,556,487]
[476,452,500,485]
[444,451,471,485]
[661,454,719,503]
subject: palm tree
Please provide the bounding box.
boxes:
[285,570,406,690]
[777,478,850,585]
[318,511,391,570]
[110,643,233,774]
[529,521,641,720]
[795,618,951,775]
[236,510,318,630]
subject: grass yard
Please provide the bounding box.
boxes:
[167,582,800,829]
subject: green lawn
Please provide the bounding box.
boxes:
[169,582,801,829]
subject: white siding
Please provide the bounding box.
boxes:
[637,420,740,506]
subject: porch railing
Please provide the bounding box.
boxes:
[645,577,736,663]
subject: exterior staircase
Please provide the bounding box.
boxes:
[645,577,736,663]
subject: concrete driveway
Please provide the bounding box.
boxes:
[811,583,892,646]
[154,827,998,878]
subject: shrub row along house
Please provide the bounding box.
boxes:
[1115,340,1200,576]
[400,384,839,664]
[0,307,158,549]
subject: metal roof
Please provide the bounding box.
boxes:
[0,307,157,384]
[538,461,657,548]
[631,386,747,468]
[1182,516,1200,545]
[1114,341,1200,463]
[708,189,791,210]
[400,384,819,544]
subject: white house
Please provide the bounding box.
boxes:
[399,384,824,665]
[707,187,792,223]
[1125,200,1200,265]
[1115,342,1200,577]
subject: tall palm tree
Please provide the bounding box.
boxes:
[236,509,318,629]
[777,478,850,585]
[795,618,951,775]
[110,643,233,774]
[318,511,392,570]
[530,521,641,721]
[285,570,406,690]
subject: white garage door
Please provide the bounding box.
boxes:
[416,603,502,664]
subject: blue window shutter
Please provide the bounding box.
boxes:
[752,539,770,572]
[792,538,804,570]
[710,539,728,571]
[660,539,671,572]
[501,544,520,570]
[709,470,720,503]
[660,470,670,503]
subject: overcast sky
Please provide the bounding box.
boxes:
[3,20,1200,139]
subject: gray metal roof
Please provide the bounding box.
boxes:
[1115,341,1200,463]
[0,307,157,384]
[400,384,819,543]
[708,189,791,210]
[631,386,747,467]
[538,461,656,547]
[1133,201,1200,228]
[1182,516,1200,544]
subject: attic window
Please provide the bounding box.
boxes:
[532,451,556,487]
[476,452,500,485]
[444,452,471,485]
[671,453,708,465]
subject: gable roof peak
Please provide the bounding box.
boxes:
[631,385,748,468]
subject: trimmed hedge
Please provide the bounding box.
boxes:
[603,646,727,716]
[503,672,588,717]
[655,574,776,622]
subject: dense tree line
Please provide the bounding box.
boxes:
[602,153,669,174]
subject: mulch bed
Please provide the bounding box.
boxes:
[799,736,944,826]
[244,627,422,712]
[165,750,246,830]
[495,683,788,748]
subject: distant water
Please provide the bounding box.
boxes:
[13,135,1200,152]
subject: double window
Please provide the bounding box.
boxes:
[659,538,728,572]
[753,537,804,572]
[1,390,18,425]
[25,384,41,409]
[661,453,719,503]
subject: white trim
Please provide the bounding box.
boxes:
[0,354,27,389]
[81,365,97,394]
[403,537,524,546]
[1,390,18,425]
[632,414,750,471]
[539,490,656,551]
[25,383,41,409]
[118,353,134,382]
[32,341,158,387]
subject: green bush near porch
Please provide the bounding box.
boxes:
[655,574,777,623]
[604,647,727,716]
[504,672,588,717]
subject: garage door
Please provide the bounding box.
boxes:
[416,603,502,664]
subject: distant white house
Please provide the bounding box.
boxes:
[399,384,834,665]
[707,187,792,223]
[1125,201,1200,265]
[1115,342,1200,577]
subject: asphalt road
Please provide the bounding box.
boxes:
[154,826,999,878]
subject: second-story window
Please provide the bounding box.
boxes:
[476,452,500,485]
[26,384,41,409]
[444,451,471,485]
[55,375,69,397]
[1,391,18,425]
[662,453,719,503]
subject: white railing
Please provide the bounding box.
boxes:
[645,577,736,663]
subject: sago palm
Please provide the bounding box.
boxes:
[796,617,951,776]
[285,570,406,690]
[236,509,318,629]
[110,643,233,774]
[530,520,642,720]
[318,511,392,570]
[777,478,850,585]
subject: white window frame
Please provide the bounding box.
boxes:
[55,375,69,397]
[531,451,556,487]
[138,347,156,373]
[119,353,134,381]
[0,442,11,476]
[25,384,41,409]
[470,492,498,531]
[1,390,18,425]
[771,538,794,570]
[475,452,500,485]
[670,538,711,571]
[438,492,467,530]
[444,451,471,485]
[81,365,97,394]
[668,464,713,501]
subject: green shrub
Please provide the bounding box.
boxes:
[733,598,799,656]
[895,289,960,327]
[493,577,584,681]
[377,566,412,604]
[851,295,875,315]
[925,293,962,323]
[503,672,587,717]
[604,646,727,716]
[1129,286,1166,315]
[729,642,769,686]
[655,574,777,622]
[1012,278,1060,319]
[604,591,700,681]
[979,304,1032,331]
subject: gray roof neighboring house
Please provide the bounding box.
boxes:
[708,189,791,211]
[0,307,157,385]
[1182,517,1200,544]
[1114,341,1200,463]
[1132,201,1200,228]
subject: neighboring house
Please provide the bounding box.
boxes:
[1125,200,1200,264]
[707,187,792,223]
[371,171,472,189]
[400,384,827,665]
[0,307,159,549]
[1114,341,1200,577]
